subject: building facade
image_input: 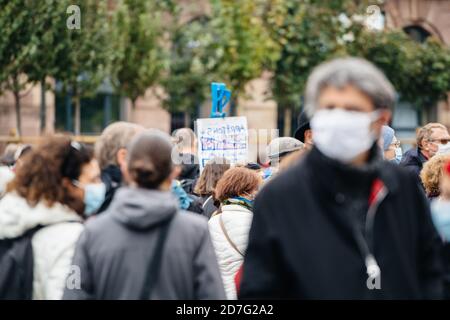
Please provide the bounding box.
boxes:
[0,0,448,139]
[385,0,450,141]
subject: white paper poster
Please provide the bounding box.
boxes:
[196,116,248,171]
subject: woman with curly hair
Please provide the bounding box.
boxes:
[0,135,103,299]
[420,154,450,200]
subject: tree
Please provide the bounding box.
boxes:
[53,0,112,135]
[24,0,69,134]
[161,14,215,127]
[111,0,167,120]
[263,0,373,135]
[346,21,450,114]
[264,0,450,134]
[208,0,279,115]
[0,0,40,136]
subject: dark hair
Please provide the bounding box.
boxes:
[127,130,173,189]
[194,157,230,196]
[214,167,261,203]
[7,135,93,213]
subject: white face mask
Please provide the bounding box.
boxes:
[310,109,380,163]
[436,143,450,156]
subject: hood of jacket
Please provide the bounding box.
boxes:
[0,192,82,239]
[110,186,178,230]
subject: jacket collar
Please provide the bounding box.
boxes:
[221,204,253,214]
[102,165,122,184]
[307,144,399,197]
[404,147,427,166]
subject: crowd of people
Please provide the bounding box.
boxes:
[1,57,450,299]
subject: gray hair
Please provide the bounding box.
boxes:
[95,121,144,169]
[304,57,396,118]
[172,128,196,151]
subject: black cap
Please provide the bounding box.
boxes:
[294,111,310,142]
[245,162,261,171]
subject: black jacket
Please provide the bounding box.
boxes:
[97,165,122,214]
[239,146,443,299]
[400,147,427,183]
[179,154,200,181]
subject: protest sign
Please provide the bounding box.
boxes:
[196,116,248,171]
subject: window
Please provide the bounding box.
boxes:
[55,93,122,135]
[403,26,431,43]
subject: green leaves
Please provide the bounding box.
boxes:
[0,0,449,128]
[266,0,450,112]
[161,16,212,114]
[111,0,168,106]
[207,0,279,98]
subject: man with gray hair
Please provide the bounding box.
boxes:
[240,57,443,299]
[95,121,144,214]
[401,122,450,184]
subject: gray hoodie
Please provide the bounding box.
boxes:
[63,186,225,300]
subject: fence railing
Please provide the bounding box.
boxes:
[0,135,99,145]
[0,135,416,147]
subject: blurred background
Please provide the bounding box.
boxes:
[0,0,449,151]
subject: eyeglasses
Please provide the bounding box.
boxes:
[428,138,450,145]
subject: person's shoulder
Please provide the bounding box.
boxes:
[400,148,421,165]
[170,211,210,247]
[83,211,116,235]
[33,221,84,245]
[260,156,309,197]
[173,210,208,232]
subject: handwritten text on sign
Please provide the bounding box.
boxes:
[196,117,248,170]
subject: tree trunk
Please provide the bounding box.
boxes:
[103,94,112,128]
[74,96,81,136]
[131,99,136,123]
[13,90,21,137]
[119,96,127,121]
[229,98,236,117]
[184,112,191,128]
[283,107,292,137]
[40,78,46,134]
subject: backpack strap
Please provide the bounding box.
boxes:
[139,216,174,300]
[219,214,244,257]
[202,195,213,210]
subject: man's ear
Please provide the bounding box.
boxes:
[304,129,313,142]
[120,162,131,185]
[378,109,392,126]
[116,148,128,167]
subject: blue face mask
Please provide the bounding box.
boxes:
[390,147,402,164]
[73,181,106,216]
[83,183,106,216]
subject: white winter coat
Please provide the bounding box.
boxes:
[0,192,83,300]
[0,167,14,198]
[208,204,253,300]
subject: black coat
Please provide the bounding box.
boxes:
[400,147,427,184]
[239,146,443,299]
